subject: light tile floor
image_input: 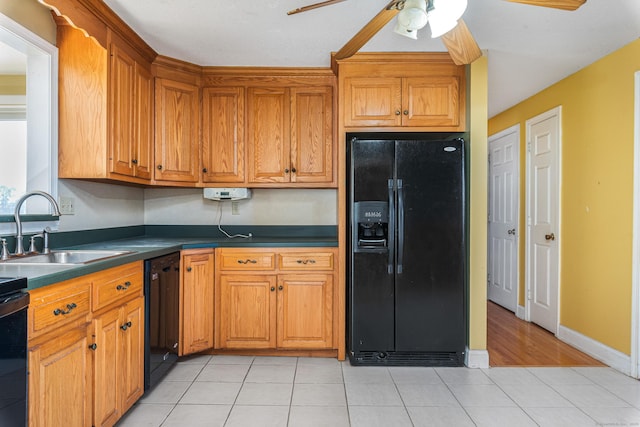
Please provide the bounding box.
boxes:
[116,355,640,427]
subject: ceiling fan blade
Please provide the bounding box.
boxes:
[505,0,586,11]
[334,0,402,60]
[287,0,347,15]
[441,19,482,65]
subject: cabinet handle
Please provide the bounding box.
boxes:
[395,110,401,116]
[296,259,316,265]
[202,167,208,173]
[120,321,132,331]
[278,285,283,291]
[187,267,192,272]
[116,281,131,291]
[545,233,556,241]
[403,110,409,115]
[237,259,257,264]
[270,287,275,292]
[157,165,163,170]
[131,159,138,164]
[53,302,77,316]
[88,343,97,351]
[284,168,290,174]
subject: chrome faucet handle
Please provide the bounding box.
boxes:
[29,234,43,254]
[0,239,8,260]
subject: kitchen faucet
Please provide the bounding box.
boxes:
[13,191,61,256]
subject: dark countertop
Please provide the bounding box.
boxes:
[0,233,337,291]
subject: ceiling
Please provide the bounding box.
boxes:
[100,1,636,116]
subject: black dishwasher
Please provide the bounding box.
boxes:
[144,252,180,390]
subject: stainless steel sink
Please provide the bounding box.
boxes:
[2,250,133,265]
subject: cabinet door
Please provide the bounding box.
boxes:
[290,86,333,183]
[202,87,245,183]
[28,326,93,427]
[121,297,145,413]
[155,78,200,182]
[109,43,135,177]
[247,87,291,183]
[344,77,402,127]
[218,274,277,349]
[402,76,461,127]
[93,308,121,427]
[277,274,333,349]
[134,64,153,180]
[181,250,215,355]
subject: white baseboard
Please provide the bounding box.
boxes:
[465,347,489,369]
[557,325,632,376]
[516,305,526,320]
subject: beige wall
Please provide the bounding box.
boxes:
[0,0,56,44]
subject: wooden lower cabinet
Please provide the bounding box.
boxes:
[215,248,337,352]
[277,274,333,349]
[28,324,94,427]
[181,249,215,355]
[218,274,277,349]
[93,297,145,427]
[28,262,145,427]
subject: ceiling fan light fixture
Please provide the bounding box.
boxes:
[396,0,428,31]
[393,21,419,39]
[428,0,467,37]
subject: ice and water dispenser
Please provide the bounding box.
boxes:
[353,201,389,253]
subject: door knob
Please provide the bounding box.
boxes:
[545,233,555,241]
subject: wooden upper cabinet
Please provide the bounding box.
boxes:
[338,53,466,131]
[344,77,402,127]
[247,87,291,183]
[344,76,461,128]
[247,85,334,185]
[290,86,333,183]
[202,87,245,183]
[57,22,155,185]
[155,78,200,183]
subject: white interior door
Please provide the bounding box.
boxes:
[487,125,519,312]
[526,107,561,334]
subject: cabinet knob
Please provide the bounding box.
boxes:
[270,287,275,292]
[291,167,297,173]
[120,321,132,331]
[395,110,401,116]
[202,167,208,173]
[157,165,163,170]
[403,110,409,115]
[278,285,283,291]
[187,267,192,272]
[284,168,290,173]
[88,343,97,351]
[131,159,138,164]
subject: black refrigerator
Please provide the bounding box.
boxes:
[347,135,466,366]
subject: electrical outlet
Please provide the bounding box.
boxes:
[231,201,240,215]
[59,196,75,215]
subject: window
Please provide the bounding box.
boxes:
[0,13,58,234]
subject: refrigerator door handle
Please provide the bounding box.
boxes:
[387,179,395,275]
[397,179,404,274]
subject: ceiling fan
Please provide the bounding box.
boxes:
[287,0,587,65]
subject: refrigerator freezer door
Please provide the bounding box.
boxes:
[394,139,466,353]
[349,139,395,353]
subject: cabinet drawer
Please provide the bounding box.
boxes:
[29,279,91,339]
[218,251,275,271]
[92,262,143,311]
[278,251,335,271]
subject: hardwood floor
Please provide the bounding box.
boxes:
[487,301,605,367]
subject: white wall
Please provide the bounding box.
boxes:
[144,188,338,226]
[57,179,145,231]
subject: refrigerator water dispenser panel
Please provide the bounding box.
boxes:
[353,201,388,252]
